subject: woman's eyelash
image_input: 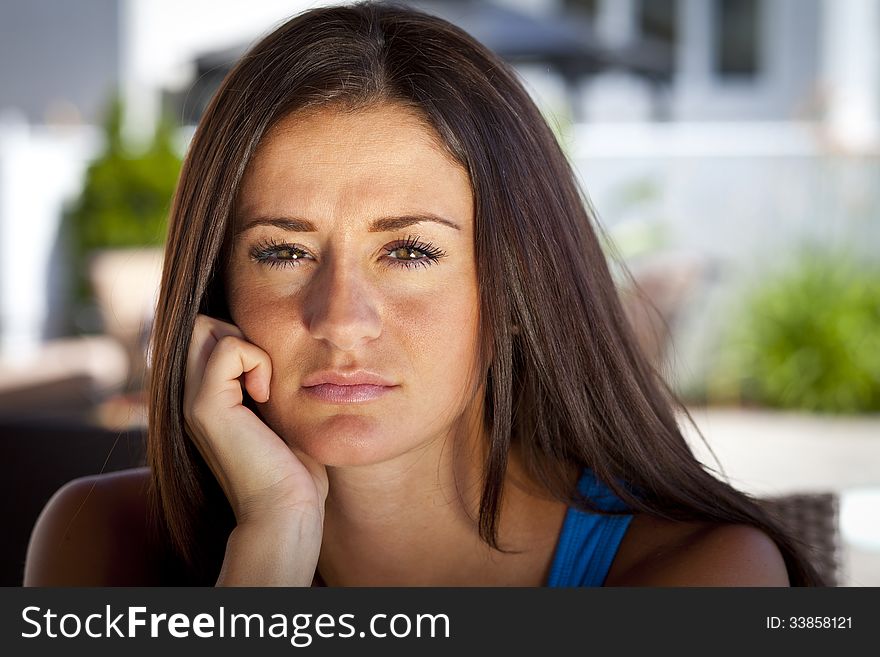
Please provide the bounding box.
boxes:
[249,237,311,270]
[248,235,447,270]
[386,235,447,269]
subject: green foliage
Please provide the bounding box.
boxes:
[67,97,182,255]
[63,97,182,328]
[717,247,880,413]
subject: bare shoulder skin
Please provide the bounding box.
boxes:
[605,513,790,586]
[23,467,157,586]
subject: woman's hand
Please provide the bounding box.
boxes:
[183,313,328,585]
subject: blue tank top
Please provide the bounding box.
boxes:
[546,468,635,587]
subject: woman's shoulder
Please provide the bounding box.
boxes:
[23,467,159,586]
[605,513,790,587]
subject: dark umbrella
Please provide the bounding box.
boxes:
[409,0,607,70]
[169,0,671,124]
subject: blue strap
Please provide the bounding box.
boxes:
[546,468,634,587]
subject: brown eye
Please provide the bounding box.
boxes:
[275,248,301,260]
[388,246,422,261]
[385,235,447,270]
[250,240,312,269]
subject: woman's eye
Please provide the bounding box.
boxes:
[385,236,447,269]
[250,240,311,269]
[388,247,419,260]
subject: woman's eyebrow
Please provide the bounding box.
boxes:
[235,213,461,235]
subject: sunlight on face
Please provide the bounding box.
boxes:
[225,103,483,467]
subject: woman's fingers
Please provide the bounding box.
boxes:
[184,315,269,411]
[184,315,240,408]
[243,365,271,404]
[197,334,272,410]
[185,315,241,385]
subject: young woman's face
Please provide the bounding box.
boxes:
[226,103,482,467]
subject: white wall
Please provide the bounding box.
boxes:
[0,119,99,360]
[120,0,328,143]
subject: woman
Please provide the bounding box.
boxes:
[25,1,824,586]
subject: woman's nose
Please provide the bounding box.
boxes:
[303,256,382,352]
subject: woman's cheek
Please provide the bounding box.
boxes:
[389,284,480,383]
[229,275,294,334]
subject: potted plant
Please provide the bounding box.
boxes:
[66,97,182,392]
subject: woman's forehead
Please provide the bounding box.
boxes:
[235,103,473,231]
[251,102,450,168]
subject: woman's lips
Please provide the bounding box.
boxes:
[302,383,395,403]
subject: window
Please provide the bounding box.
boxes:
[564,0,599,20]
[639,0,677,45]
[715,0,761,76]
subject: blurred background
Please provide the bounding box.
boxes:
[0,0,877,586]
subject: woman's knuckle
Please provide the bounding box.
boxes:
[215,334,241,353]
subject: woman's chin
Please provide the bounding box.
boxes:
[278,413,403,467]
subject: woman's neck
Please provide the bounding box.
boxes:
[315,429,572,586]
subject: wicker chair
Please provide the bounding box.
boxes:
[757,492,842,586]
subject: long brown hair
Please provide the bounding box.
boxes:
[147,1,825,585]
